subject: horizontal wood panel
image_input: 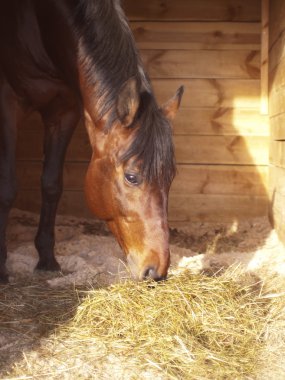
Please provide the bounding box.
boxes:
[124,0,261,22]
[21,79,262,132]
[174,136,268,165]
[270,113,285,140]
[20,107,267,137]
[169,194,268,222]
[16,131,92,162]
[141,50,260,79]
[14,190,268,223]
[172,165,268,196]
[17,132,268,165]
[269,140,285,168]
[16,162,268,197]
[131,22,260,50]
[175,108,268,136]
[14,190,92,219]
[152,79,261,109]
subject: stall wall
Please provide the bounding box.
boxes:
[269,0,285,244]
[15,0,269,224]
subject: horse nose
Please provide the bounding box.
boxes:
[142,266,167,282]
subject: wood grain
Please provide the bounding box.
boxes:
[269,165,285,245]
[269,140,285,168]
[16,162,268,197]
[174,108,268,136]
[17,132,268,165]
[15,0,268,223]
[141,50,260,79]
[124,0,261,22]
[260,0,269,114]
[269,54,285,93]
[131,22,260,50]
[168,193,268,222]
[14,190,268,223]
[20,107,267,137]
[152,79,261,109]
[270,113,285,140]
[269,0,285,51]
[174,136,268,165]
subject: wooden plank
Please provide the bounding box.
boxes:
[141,50,260,79]
[269,165,285,245]
[268,83,285,117]
[21,80,262,130]
[269,0,285,50]
[174,108,268,136]
[270,140,285,168]
[18,107,268,138]
[269,26,285,74]
[169,194,268,222]
[269,192,285,246]
[19,107,267,137]
[261,0,269,114]
[17,132,268,165]
[16,162,268,197]
[131,22,260,50]
[14,190,92,219]
[124,0,261,22]
[270,113,285,140]
[152,79,261,109]
[172,165,268,196]
[269,165,285,195]
[269,54,285,94]
[174,136,269,165]
[16,130,92,161]
[16,162,88,191]
[14,190,268,222]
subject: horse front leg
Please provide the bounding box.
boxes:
[0,79,18,283]
[35,95,80,272]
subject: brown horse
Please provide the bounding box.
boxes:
[0,0,183,283]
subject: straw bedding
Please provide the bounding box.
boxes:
[0,209,285,379]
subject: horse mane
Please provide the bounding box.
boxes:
[73,0,176,186]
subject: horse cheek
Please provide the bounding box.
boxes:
[84,161,114,220]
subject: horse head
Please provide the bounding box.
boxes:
[84,78,183,281]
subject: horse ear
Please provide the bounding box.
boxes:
[161,86,184,121]
[116,78,140,127]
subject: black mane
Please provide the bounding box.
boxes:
[73,0,176,186]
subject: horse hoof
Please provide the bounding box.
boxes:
[35,258,61,272]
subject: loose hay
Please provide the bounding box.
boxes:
[2,211,285,379]
[4,269,283,380]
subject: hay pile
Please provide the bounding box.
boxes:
[4,269,284,380]
[1,210,285,379]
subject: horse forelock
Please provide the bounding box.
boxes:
[73,0,176,187]
[120,93,176,187]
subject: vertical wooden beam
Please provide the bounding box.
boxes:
[261,0,269,114]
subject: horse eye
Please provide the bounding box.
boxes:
[124,173,139,186]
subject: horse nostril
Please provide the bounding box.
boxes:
[143,267,155,279]
[143,267,166,282]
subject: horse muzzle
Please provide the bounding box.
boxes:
[127,250,169,282]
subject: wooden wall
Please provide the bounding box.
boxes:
[15,0,269,224]
[269,0,285,245]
